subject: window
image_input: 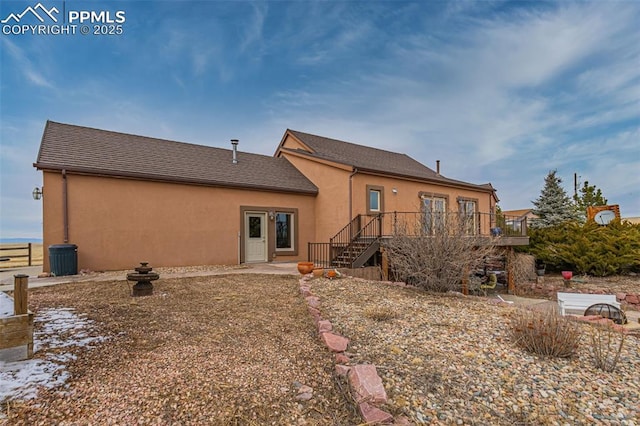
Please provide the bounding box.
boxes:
[422,196,447,234]
[276,212,294,250]
[458,199,477,235]
[367,185,384,214]
[369,190,381,212]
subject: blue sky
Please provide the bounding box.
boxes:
[1,0,639,240]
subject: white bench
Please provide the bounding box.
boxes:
[557,292,620,316]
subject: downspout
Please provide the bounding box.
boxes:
[348,168,359,220]
[489,192,494,228]
[62,169,69,243]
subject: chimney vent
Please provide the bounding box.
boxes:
[436,160,440,175]
[231,139,239,164]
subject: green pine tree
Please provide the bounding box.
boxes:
[574,180,608,222]
[531,170,578,229]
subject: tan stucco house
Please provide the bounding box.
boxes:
[501,209,538,233]
[35,121,527,272]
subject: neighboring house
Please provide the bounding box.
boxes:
[502,209,538,233]
[34,121,527,272]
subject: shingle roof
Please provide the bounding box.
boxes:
[34,121,318,194]
[282,130,495,193]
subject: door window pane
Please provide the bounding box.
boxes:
[422,197,447,234]
[249,216,262,238]
[458,200,477,234]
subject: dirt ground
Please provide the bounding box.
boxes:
[3,274,359,425]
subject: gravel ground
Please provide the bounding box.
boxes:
[2,274,359,425]
[312,278,640,425]
[3,271,639,425]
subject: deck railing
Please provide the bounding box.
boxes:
[309,211,527,267]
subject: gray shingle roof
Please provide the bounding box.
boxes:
[34,121,318,194]
[283,130,494,192]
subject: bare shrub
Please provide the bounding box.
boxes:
[589,322,626,372]
[513,253,536,283]
[364,305,398,321]
[383,214,497,292]
[510,307,583,358]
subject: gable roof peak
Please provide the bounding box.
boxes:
[288,128,411,158]
[282,128,496,194]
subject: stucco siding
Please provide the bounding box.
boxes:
[41,172,315,272]
[278,152,352,242]
[351,173,495,231]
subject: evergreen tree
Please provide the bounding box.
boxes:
[531,170,578,228]
[574,180,608,221]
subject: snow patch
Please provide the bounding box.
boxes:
[0,307,107,404]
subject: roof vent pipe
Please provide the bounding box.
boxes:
[436,160,440,175]
[231,139,239,164]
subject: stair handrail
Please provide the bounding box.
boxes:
[329,214,361,249]
[335,214,383,267]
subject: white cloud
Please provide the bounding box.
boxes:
[2,0,639,240]
[1,38,54,89]
[260,1,639,215]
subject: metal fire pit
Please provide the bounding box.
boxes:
[127,262,159,297]
[584,303,627,325]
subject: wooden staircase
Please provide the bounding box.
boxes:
[332,237,380,268]
[328,214,382,268]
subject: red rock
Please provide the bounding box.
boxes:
[307,306,322,324]
[393,415,414,425]
[321,332,349,352]
[308,306,320,316]
[626,294,639,304]
[300,285,312,296]
[613,324,628,334]
[358,402,393,424]
[348,364,387,404]
[616,292,627,302]
[318,320,332,333]
[335,353,350,364]
[335,364,351,377]
[305,296,321,308]
[581,315,603,322]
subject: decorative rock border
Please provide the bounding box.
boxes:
[568,314,632,334]
[298,274,396,424]
[520,281,640,311]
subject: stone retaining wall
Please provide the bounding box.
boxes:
[518,280,640,311]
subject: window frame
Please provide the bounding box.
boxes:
[457,197,478,235]
[275,211,295,252]
[418,192,449,235]
[366,185,385,215]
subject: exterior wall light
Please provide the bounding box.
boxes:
[392,188,398,194]
[32,187,43,200]
[269,211,275,221]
